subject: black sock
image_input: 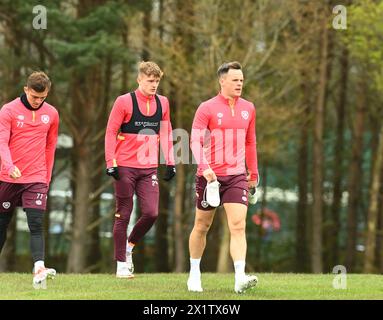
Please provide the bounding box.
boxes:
[25,208,45,262]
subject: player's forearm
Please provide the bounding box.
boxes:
[0,110,14,172]
[0,142,15,173]
[45,150,56,183]
[105,100,125,168]
[246,143,258,181]
[159,120,175,166]
[105,131,118,168]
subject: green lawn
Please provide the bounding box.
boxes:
[0,273,382,300]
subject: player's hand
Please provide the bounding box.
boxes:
[247,172,259,188]
[163,165,176,181]
[203,168,217,183]
[106,167,120,180]
[248,187,258,205]
[248,180,257,188]
[10,166,21,179]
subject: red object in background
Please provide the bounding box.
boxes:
[251,208,281,231]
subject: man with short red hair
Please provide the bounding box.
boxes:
[105,61,175,278]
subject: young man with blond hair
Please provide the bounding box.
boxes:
[0,71,59,288]
[189,61,259,293]
[105,61,175,278]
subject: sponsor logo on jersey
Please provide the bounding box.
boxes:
[241,111,249,120]
[135,121,158,128]
[41,115,50,124]
[17,115,25,120]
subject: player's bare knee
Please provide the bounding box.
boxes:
[194,220,212,234]
[228,220,246,235]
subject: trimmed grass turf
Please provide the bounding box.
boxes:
[0,273,382,300]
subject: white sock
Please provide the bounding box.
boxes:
[117,261,126,270]
[234,260,246,279]
[126,243,134,254]
[189,258,201,278]
[34,260,45,270]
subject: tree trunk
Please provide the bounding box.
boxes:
[120,20,129,94]
[171,0,195,272]
[363,126,383,273]
[322,23,334,271]
[86,58,111,273]
[154,0,170,273]
[345,80,366,271]
[67,143,92,272]
[329,48,348,268]
[311,15,329,274]
[377,164,383,273]
[142,2,152,61]
[65,0,107,274]
[296,76,310,273]
[256,164,268,270]
[66,66,103,272]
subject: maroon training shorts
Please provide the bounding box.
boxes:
[195,173,249,211]
[0,182,48,212]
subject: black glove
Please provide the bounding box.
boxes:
[106,167,120,180]
[163,165,176,181]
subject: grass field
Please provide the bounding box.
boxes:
[0,273,382,300]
